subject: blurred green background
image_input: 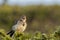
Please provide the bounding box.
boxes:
[0,0,60,34]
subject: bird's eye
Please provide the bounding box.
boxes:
[20,20,22,21]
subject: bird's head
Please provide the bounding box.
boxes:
[19,15,26,22]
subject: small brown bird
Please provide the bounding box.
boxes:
[7,15,27,37]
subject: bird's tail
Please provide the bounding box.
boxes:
[7,30,15,37]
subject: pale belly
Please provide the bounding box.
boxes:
[17,26,26,33]
[12,23,27,33]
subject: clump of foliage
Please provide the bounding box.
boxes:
[0,28,60,40]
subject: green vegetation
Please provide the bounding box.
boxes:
[0,5,60,33]
[0,28,60,40]
[0,5,60,40]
